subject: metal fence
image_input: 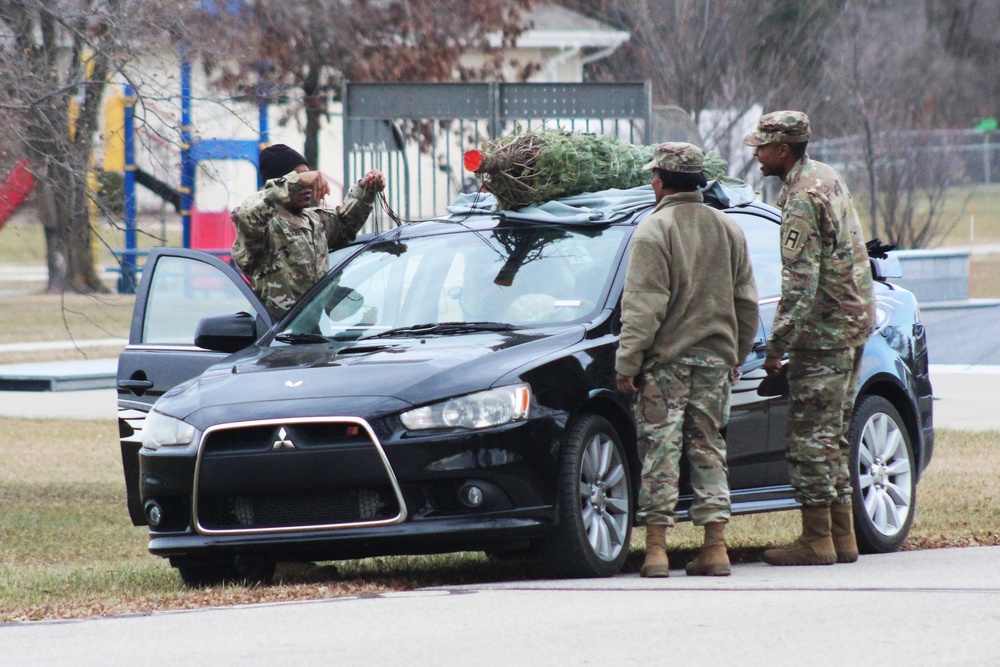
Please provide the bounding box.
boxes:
[811,129,1000,190]
[342,82,652,233]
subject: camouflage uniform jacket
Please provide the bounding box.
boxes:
[231,171,375,319]
[615,191,759,378]
[768,157,874,356]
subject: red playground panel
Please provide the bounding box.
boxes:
[0,159,35,230]
[190,207,236,260]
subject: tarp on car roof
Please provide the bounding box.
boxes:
[446,180,757,225]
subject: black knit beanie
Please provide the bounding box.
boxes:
[258,144,308,182]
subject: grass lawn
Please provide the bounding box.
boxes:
[971,254,1000,298]
[0,421,996,622]
[933,184,1000,247]
[0,211,181,268]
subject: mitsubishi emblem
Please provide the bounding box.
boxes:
[272,427,296,450]
[285,380,303,388]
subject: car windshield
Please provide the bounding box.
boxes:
[281,223,630,340]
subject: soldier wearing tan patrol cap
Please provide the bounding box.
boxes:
[744,111,875,567]
[616,142,759,578]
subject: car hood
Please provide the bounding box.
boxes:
[156,326,587,422]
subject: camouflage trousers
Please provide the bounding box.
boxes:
[633,360,731,527]
[785,346,864,507]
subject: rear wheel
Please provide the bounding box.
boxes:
[848,395,916,553]
[537,414,633,578]
[172,555,276,588]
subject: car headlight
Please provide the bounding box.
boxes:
[143,410,198,450]
[400,384,531,430]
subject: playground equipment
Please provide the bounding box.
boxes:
[117,55,268,293]
[0,159,35,231]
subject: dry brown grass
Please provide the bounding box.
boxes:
[0,291,133,347]
[0,419,996,623]
[934,184,1000,247]
[971,254,1000,299]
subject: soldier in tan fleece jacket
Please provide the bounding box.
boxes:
[615,142,759,578]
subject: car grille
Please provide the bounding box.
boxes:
[199,487,399,530]
[193,418,405,534]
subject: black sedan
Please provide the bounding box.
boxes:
[117,186,933,585]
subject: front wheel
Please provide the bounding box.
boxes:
[848,395,916,553]
[537,414,633,578]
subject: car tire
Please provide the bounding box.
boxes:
[537,414,633,578]
[173,555,276,588]
[848,394,916,553]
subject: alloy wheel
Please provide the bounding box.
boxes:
[579,430,630,561]
[856,409,913,537]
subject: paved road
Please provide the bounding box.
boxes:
[922,303,1000,365]
[3,546,998,666]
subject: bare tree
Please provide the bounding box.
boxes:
[813,0,972,247]
[196,0,535,169]
[557,0,844,180]
[0,0,190,293]
[872,133,965,249]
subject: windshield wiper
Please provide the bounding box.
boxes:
[361,321,516,340]
[274,332,334,345]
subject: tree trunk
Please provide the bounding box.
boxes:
[36,155,106,294]
[303,63,323,169]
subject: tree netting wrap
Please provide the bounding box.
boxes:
[466,128,741,211]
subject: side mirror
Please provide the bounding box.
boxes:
[195,311,258,353]
[870,255,902,280]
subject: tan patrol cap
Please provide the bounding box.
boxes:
[642,141,705,173]
[743,110,811,147]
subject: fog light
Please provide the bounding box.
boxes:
[145,500,163,528]
[459,484,484,508]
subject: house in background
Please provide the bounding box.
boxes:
[116,1,630,229]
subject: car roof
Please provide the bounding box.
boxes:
[376,181,773,241]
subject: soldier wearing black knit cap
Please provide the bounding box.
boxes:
[231,144,385,319]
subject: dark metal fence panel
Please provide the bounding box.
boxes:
[343,81,651,233]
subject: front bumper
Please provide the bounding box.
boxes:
[139,413,566,560]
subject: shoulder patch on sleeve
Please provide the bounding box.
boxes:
[781,218,812,259]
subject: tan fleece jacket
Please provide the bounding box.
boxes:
[615,191,760,377]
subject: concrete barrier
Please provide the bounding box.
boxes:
[892,248,970,303]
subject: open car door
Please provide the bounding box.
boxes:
[117,247,272,525]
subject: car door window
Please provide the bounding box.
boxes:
[729,212,782,299]
[142,256,258,344]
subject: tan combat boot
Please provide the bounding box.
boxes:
[762,506,837,566]
[831,501,860,563]
[685,522,731,576]
[640,525,670,578]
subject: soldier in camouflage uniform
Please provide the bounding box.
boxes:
[615,142,759,578]
[231,144,385,320]
[745,111,875,566]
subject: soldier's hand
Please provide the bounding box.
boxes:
[763,355,784,377]
[297,171,331,203]
[730,365,742,386]
[360,170,386,193]
[616,373,638,394]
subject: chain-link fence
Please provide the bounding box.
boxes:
[809,128,996,248]
[811,129,1000,189]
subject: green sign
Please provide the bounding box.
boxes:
[974,118,997,132]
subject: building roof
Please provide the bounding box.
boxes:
[495,2,630,50]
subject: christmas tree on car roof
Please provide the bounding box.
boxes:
[464,127,735,211]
